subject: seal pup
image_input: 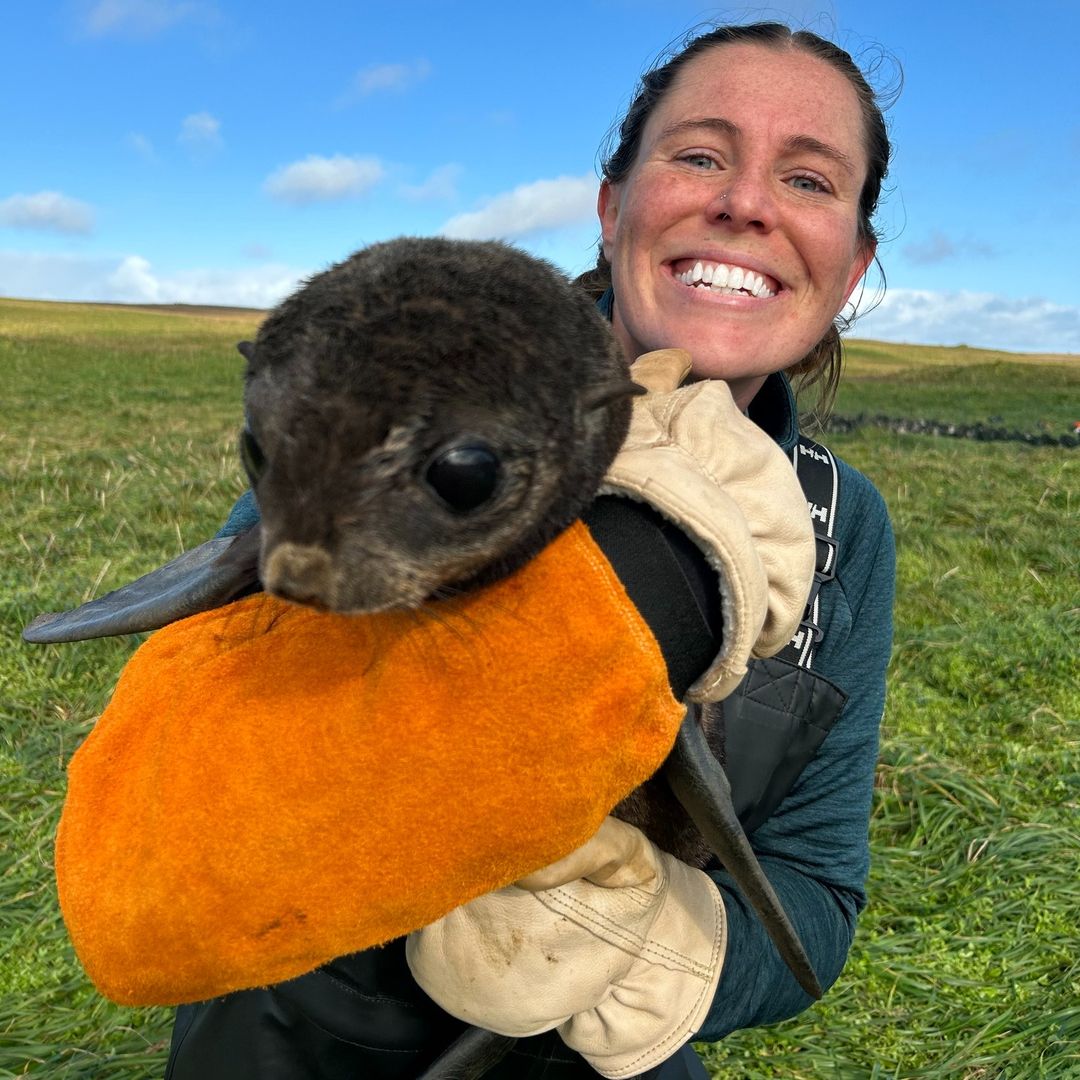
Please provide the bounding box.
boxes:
[237,236,637,614]
[23,238,637,634]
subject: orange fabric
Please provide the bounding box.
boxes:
[55,521,683,1006]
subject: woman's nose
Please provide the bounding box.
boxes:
[706,169,778,231]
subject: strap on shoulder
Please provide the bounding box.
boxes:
[775,436,840,669]
[582,496,720,699]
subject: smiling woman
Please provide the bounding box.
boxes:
[597,41,875,405]
[582,22,892,415]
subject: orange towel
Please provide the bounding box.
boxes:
[55,521,683,1006]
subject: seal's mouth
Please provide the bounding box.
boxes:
[670,259,779,298]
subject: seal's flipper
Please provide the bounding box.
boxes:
[22,526,262,644]
[663,708,823,1000]
[418,1028,516,1080]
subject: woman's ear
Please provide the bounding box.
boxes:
[598,180,619,262]
[843,238,877,303]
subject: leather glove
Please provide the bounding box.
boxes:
[406,816,726,1079]
[601,350,816,701]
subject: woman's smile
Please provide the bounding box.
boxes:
[668,258,780,298]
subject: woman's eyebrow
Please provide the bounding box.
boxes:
[657,117,738,142]
[656,117,857,177]
[783,134,857,177]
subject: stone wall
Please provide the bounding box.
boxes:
[823,414,1080,448]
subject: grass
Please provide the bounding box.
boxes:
[835,339,1079,432]
[701,428,1079,1079]
[2,300,1078,1078]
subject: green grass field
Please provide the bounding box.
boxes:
[2,298,1077,1078]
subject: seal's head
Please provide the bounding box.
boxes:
[239,237,638,613]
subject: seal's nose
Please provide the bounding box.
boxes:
[262,542,335,608]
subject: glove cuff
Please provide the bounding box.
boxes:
[601,358,815,702]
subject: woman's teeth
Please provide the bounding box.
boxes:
[677,261,776,298]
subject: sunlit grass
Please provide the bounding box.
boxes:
[700,430,1079,1080]
[2,301,1077,1078]
[837,340,1079,432]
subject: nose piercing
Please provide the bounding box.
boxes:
[717,192,728,201]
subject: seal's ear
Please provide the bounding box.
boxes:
[580,380,647,412]
[237,340,256,362]
[22,526,262,644]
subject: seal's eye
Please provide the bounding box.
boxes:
[425,443,501,512]
[239,428,267,485]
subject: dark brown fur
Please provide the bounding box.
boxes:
[242,237,636,613]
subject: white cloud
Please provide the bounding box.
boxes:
[853,288,1080,355]
[339,60,432,103]
[0,191,95,235]
[83,0,210,37]
[127,132,157,161]
[263,154,385,205]
[440,174,598,240]
[106,255,301,306]
[178,111,223,152]
[106,255,162,301]
[399,164,462,202]
[0,250,301,309]
[0,251,110,299]
[5,251,1075,358]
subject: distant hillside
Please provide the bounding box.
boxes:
[2,297,1075,437]
[845,338,1078,371]
[834,339,1078,435]
[0,296,266,319]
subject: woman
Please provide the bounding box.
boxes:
[167,21,895,1080]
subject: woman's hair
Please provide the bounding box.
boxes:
[576,22,895,419]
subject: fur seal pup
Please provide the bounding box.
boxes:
[237,236,637,613]
[25,237,821,1076]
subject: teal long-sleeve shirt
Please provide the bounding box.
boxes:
[695,372,895,1040]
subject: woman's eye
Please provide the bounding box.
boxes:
[680,153,717,170]
[425,443,502,512]
[790,174,829,194]
[239,428,266,485]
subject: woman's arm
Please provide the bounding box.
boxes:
[699,463,895,1038]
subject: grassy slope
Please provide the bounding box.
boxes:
[1,301,1077,1078]
[837,339,1078,432]
[2,300,259,1077]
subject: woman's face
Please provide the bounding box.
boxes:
[599,43,876,407]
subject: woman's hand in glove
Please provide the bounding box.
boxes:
[406,816,727,1079]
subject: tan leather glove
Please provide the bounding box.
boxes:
[601,350,816,701]
[406,817,726,1079]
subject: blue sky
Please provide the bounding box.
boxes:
[2,0,1078,353]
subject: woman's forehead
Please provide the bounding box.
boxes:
[645,43,868,167]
